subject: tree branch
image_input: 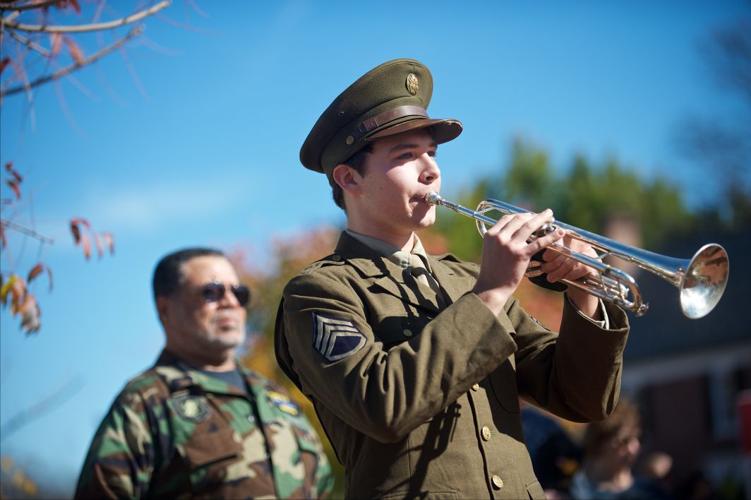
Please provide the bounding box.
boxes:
[1,219,54,244]
[0,375,84,442]
[0,0,58,13]
[7,28,50,57]
[1,0,169,33]
[1,25,142,97]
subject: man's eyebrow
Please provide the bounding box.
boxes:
[388,141,438,153]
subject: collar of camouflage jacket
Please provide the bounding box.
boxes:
[153,349,257,397]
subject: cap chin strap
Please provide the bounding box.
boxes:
[353,105,428,142]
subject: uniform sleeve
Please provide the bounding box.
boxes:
[74,391,155,499]
[279,271,519,443]
[315,447,335,498]
[511,295,630,422]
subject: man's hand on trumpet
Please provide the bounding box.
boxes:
[540,235,601,319]
[472,209,563,316]
[471,210,601,319]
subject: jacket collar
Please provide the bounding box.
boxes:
[153,349,257,397]
[333,231,465,309]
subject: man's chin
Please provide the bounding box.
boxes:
[207,331,245,350]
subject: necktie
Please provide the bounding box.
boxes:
[407,253,447,308]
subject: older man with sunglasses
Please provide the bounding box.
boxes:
[75,247,334,499]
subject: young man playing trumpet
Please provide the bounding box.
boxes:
[275,58,630,499]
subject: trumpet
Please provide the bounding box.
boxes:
[425,192,729,319]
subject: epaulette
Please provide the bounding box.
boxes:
[300,253,346,275]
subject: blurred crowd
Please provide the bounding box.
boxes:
[522,398,725,500]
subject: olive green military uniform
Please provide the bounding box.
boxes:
[75,350,334,499]
[276,232,628,499]
[275,58,630,499]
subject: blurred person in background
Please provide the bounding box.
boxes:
[570,399,672,500]
[75,247,333,499]
[522,403,583,498]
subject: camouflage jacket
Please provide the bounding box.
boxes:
[75,350,334,499]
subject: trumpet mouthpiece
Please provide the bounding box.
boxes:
[425,192,441,205]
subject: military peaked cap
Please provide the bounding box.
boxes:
[300,58,463,173]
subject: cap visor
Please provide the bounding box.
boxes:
[366,117,463,145]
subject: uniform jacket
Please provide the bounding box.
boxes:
[275,231,629,500]
[75,350,334,499]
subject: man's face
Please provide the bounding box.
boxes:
[349,129,441,237]
[160,256,247,358]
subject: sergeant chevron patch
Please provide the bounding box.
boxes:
[313,313,366,362]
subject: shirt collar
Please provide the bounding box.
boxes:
[344,229,431,272]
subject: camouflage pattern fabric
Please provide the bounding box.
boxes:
[75,350,334,499]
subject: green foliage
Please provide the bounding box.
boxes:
[434,138,700,255]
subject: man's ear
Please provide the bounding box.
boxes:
[331,164,362,195]
[156,296,170,325]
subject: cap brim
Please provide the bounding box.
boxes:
[366,117,463,145]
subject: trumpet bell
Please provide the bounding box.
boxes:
[680,244,729,319]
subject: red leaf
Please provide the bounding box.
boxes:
[69,0,81,14]
[69,217,90,245]
[0,58,10,77]
[94,232,103,258]
[26,263,52,291]
[100,232,115,255]
[50,33,62,58]
[64,36,85,65]
[6,179,21,200]
[69,220,81,244]
[4,162,22,183]
[80,233,91,260]
[27,263,44,283]
[70,217,90,229]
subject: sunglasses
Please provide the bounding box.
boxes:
[200,282,251,307]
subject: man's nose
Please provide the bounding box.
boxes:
[420,154,440,184]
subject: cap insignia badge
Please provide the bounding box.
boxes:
[406,73,419,95]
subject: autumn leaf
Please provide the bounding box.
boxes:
[0,274,17,306]
[70,217,90,229]
[80,232,91,260]
[50,33,63,58]
[69,217,90,244]
[0,57,10,77]
[6,179,21,200]
[94,232,103,258]
[0,274,28,313]
[19,293,41,334]
[64,36,85,65]
[27,263,53,291]
[100,231,115,255]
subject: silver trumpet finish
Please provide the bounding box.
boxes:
[425,192,729,319]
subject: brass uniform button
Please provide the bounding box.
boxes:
[403,329,413,337]
[491,475,504,490]
[345,135,354,145]
[481,426,491,441]
[471,383,480,392]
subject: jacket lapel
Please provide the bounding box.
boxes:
[429,254,471,305]
[335,232,441,314]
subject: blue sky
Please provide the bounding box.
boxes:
[1,0,748,493]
